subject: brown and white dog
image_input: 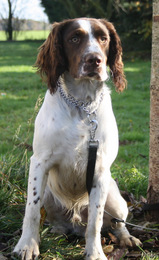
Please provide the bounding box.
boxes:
[14,18,141,260]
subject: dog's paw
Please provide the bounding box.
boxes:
[120,235,142,248]
[14,237,39,260]
[113,225,142,248]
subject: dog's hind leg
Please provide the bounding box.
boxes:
[42,185,74,234]
[103,178,142,247]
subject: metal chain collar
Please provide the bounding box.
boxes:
[57,80,103,141]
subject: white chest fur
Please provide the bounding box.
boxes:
[33,81,118,211]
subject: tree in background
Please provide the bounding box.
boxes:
[117,0,152,51]
[147,0,159,221]
[41,0,152,52]
[7,0,12,40]
[0,0,25,41]
[40,0,125,22]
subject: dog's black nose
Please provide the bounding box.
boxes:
[85,53,102,66]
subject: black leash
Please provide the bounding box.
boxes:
[104,209,159,232]
[86,140,99,195]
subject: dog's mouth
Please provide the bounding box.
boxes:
[75,61,108,81]
[77,64,101,79]
[80,69,102,80]
[87,72,98,77]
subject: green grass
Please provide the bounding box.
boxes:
[0,30,50,41]
[0,41,153,259]
[111,60,150,197]
[0,41,45,155]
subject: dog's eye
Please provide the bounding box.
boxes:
[100,36,107,43]
[70,36,80,44]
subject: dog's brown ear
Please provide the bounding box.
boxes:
[35,22,67,93]
[100,19,127,92]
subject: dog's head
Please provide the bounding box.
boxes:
[35,18,127,93]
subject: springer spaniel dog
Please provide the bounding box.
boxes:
[14,18,141,260]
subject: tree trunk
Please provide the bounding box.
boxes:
[147,0,159,220]
[7,0,13,41]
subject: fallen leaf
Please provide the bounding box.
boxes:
[126,250,141,258]
[101,237,106,245]
[40,206,47,226]
[108,232,118,244]
[103,245,114,254]
[108,248,128,260]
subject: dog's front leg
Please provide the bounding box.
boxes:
[14,155,48,260]
[85,165,110,260]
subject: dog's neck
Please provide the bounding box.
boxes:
[61,72,104,103]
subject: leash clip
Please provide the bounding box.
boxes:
[88,112,98,142]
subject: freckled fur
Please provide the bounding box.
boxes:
[14,18,141,260]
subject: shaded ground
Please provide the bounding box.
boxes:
[0,193,159,260]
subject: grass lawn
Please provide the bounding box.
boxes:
[0,30,50,41]
[0,41,155,259]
